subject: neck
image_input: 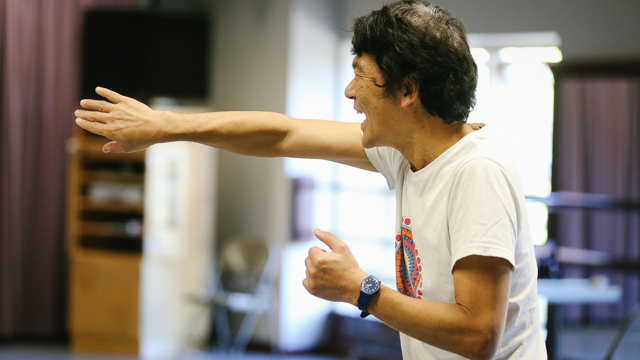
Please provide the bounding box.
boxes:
[395,116,474,172]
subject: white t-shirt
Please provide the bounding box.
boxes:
[365,127,546,359]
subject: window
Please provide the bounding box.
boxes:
[468,32,562,245]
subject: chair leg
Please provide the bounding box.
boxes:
[214,307,233,352]
[232,310,264,354]
[266,295,281,355]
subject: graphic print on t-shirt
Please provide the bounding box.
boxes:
[396,216,423,299]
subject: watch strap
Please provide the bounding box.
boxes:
[358,291,372,318]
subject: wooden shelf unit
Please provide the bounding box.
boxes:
[66,129,146,354]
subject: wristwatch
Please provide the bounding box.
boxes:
[357,275,381,318]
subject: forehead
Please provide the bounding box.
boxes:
[352,53,380,74]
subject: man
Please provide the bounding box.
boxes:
[74,1,546,359]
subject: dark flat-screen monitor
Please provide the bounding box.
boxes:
[82,10,210,101]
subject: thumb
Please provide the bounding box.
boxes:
[314,229,344,251]
[102,141,126,153]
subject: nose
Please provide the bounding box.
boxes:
[344,78,356,100]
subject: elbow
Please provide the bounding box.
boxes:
[465,327,501,360]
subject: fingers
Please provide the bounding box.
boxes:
[80,99,115,113]
[303,256,311,290]
[305,252,319,272]
[75,118,107,136]
[313,229,345,251]
[308,246,326,257]
[102,141,125,153]
[75,109,109,124]
[303,257,317,295]
[95,87,125,104]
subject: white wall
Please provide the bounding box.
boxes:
[210,0,291,250]
[286,0,340,120]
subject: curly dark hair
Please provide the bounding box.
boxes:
[351,0,477,123]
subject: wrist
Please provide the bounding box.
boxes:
[352,273,368,306]
[366,285,383,314]
[160,110,186,142]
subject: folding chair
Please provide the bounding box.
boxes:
[191,238,280,356]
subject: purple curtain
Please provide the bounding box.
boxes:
[552,64,640,323]
[0,0,137,339]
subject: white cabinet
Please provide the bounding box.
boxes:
[139,104,217,360]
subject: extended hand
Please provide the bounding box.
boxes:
[303,229,368,306]
[74,87,168,153]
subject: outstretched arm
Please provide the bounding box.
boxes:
[74,87,375,171]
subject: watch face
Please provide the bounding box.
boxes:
[361,276,381,295]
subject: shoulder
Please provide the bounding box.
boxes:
[454,129,520,185]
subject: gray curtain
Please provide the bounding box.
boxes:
[0,0,137,339]
[552,63,640,323]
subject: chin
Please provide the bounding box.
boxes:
[361,136,376,149]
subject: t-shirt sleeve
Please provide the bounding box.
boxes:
[364,146,405,191]
[448,156,519,271]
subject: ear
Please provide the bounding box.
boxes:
[400,79,420,108]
